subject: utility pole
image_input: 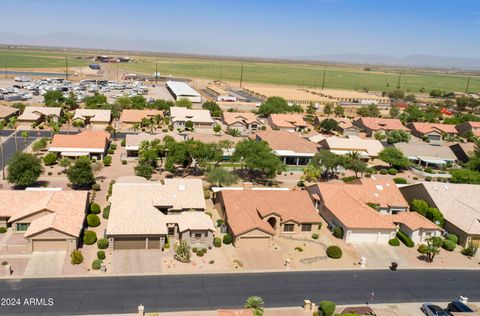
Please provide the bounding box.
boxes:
[465,76,471,94]
[239,63,244,88]
[0,135,4,180]
[155,58,158,85]
[219,66,223,84]
[65,54,68,81]
[321,67,326,90]
[396,72,402,89]
[116,63,119,81]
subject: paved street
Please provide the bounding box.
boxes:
[0,269,479,315]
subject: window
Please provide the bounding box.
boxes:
[301,224,312,232]
[283,224,294,232]
[16,223,29,232]
[191,232,203,239]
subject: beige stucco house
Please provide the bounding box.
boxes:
[73,109,111,130]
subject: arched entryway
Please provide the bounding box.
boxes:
[267,217,277,230]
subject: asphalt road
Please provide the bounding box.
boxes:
[0,269,479,315]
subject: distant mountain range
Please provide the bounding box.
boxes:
[1,32,480,71]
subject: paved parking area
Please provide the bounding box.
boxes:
[352,242,410,269]
[23,251,66,276]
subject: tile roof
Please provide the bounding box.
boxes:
[356,117,408,132]
[18,106,62,121]
[319,136,384,157]
[222,112,260,126]
[0,105,19,119]
[219,190,321,236]
[394,142,457,161]
[120,109,163,123]
[0,190,88,238]
[268,114,307,129]
[385,212,441,231]
[170,107,214,124]
[408,122,458,135]
[73,109,111,123]
[50,131,109,150]
[255,130,318,154]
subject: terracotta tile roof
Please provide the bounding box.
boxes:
[408,122,458,135]
[218,310,253,316]
[0,190,88,238]
[219,190,321,236]
[356,117,408,132]
[222,112,260,126]
[394,142,457,161]
[268,114,307,129]
[0,105,19,119]
[385,212,441,231]
[120,109,163,123]
[50,131,109,150]
[255,130,318,154]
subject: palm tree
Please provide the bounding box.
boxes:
[244,296,264,316]
[132,122,140,132]
[21,131,28,151]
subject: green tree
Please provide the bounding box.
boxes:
[67,156,96,189]
[231,140,285,180]
[7,153,43,187]
[130,95,147,109]
[388,90,405,100]
[306,103,317,116]
[334,105,345,117]
[44,90,64,107]
[43,152,58,166]
[84,93,107,109]
[430,89,443,98]
[389,106,400,118]
[322,102,333,115]
[345,151,367,179]
[152,99,175,111]
[310,150,345,179]
[206,166,238,187]
[60,157,71,172]
[302,163,321,182]
[378,147,410,169]
[386,130,411,144]
[213,124,222,133]
[138,140,161,167]
[135,162,154,179]
[244,296,264,316]
[175,98,192,109]
[202,101,222,117]
[185,120,194,131]
[32,137,48,153]
[449,168,480,184]
[374,131,386,141]
[318,118,338,133]
[357,104,380,117]
[410,199,429,216]
[257,96,301,116]
[115,96,132,109]
[424,237,441,263]
[21,131,29,151]
[164,139,223,173]
[404,94,416,103]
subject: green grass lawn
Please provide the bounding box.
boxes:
[1,48,479,92]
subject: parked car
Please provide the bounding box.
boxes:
[447,300,474,314]
[422,303,449,316]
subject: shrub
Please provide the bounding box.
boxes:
[42,153,57,166]
[216,219,224,227]
[0,227,6,234]
[429,236,443,248]
[417,244,428,254]
[425,176,432,181]
[97,250,106,260]
[103,155,112,166]
[121,138,126,147]
[333,226,343,239]
[122,160,127,165]
[97,238,109,249]
[192,247,198,253]
[326,245,342,259]
[410,199,429,216]
[446,233,458,244]
[295,247,303,252]
[426,207,444,227]
[87,214,100,227]
[197,250,204,257]
[92,183,101,191]
[90,203,101,214]
[312,233,319,240]
[213,237,222,248]
[443,239,456,251]
[83,230,97,245]
[425,167,433,174]
[341,176,357,183]
[389,238,400,246]
[319,300,336,316]
[102,205,110,219]
[388,168,397,175]
[379,169,388,175]
[203,189,211,199]
[110,143,117,150]
[70,249,84,264]
[92,259,102,270]
[108,148,114,155]
[396,231,414,248]
[223,234,233,245]
[393,177,407,184]
[462,242,479,257]
[164,236,170,249]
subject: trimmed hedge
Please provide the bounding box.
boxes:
[97,250,106,260]
[333,226,343,239]
[43,153,58,166]
[90,203,101,214]
[393,177,407,184]
[0,227,7,234]
[103,155,112,167]
[446,233,458,244]
[388,168,398,175]
[443,239,456,251]
[92,259,102,270]
[223,234,233,245]
[213,237,222,248]
[70,249,84,264]
[417,244,428,254]
[87,214,100,227]
[97,238,109,249]
[312,233,319,240]
[379,169,388,175]
[396,231,414,248]
[430,236,443,248]
[319,300,336,316]
[103,205,110,219]
[83,230,97,245]
[326,245,342,259]
[389,238,400,246]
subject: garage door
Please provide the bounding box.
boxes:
[348,231,391,244]
[236,237,270,248]
[148,238,161,249]
[114,237,146,250]
[32,239,67,252]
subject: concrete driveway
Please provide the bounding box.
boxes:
[111,250,165,274]
[352,242,410,269]
[23,251,66,277]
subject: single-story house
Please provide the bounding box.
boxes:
[48,130,109,159]
[170,107,214,130]
[216,189,322,248]
[254,130,319,165]
[125,132,165,157]
[119,109,164,130]
[0,105,19,121]
[17,106,62,126]
[385,212,443,244]
[316,135,384,160]
[189,133,245,158]
[106,177,214,250]
[307,178,410,244]
[73,109,111,130]
[407,122,458,143]
[221,112,262,134]
[314,116,359,136]
[0,189,88,252]
[449,142,475,163]
[400,182,480,247]
[456,121,480,137]
[394,142,457,167]
[267,114,307,132]
[353,117,409,137]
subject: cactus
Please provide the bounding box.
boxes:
[174,240,191,263]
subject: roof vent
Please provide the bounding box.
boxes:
[374,193,379,197]
[375,185,384,191]
[178,184,186,191]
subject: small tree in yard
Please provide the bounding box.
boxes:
[185,120,194,131]
[60,157,71,172]
[97,238,109,249]
[83,230,97,245]
[87,214,100,227]
[70,249,84,265]
[7,153,43,187]
[462,242,479,257]
[174,240,191,263]
[135,162,154,179]
[244,296,264,316]
[67,156,95,189]
[206,166,238,187]
[43,153,57,166]
[378,147,410,170]
[424,237,440,263]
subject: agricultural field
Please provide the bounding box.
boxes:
[1,48,479,92]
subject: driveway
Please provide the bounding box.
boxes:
[111,250,165,274]
[23,251,66,276]
[352,242,410,268]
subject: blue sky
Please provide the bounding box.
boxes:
[1,0,479,58]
